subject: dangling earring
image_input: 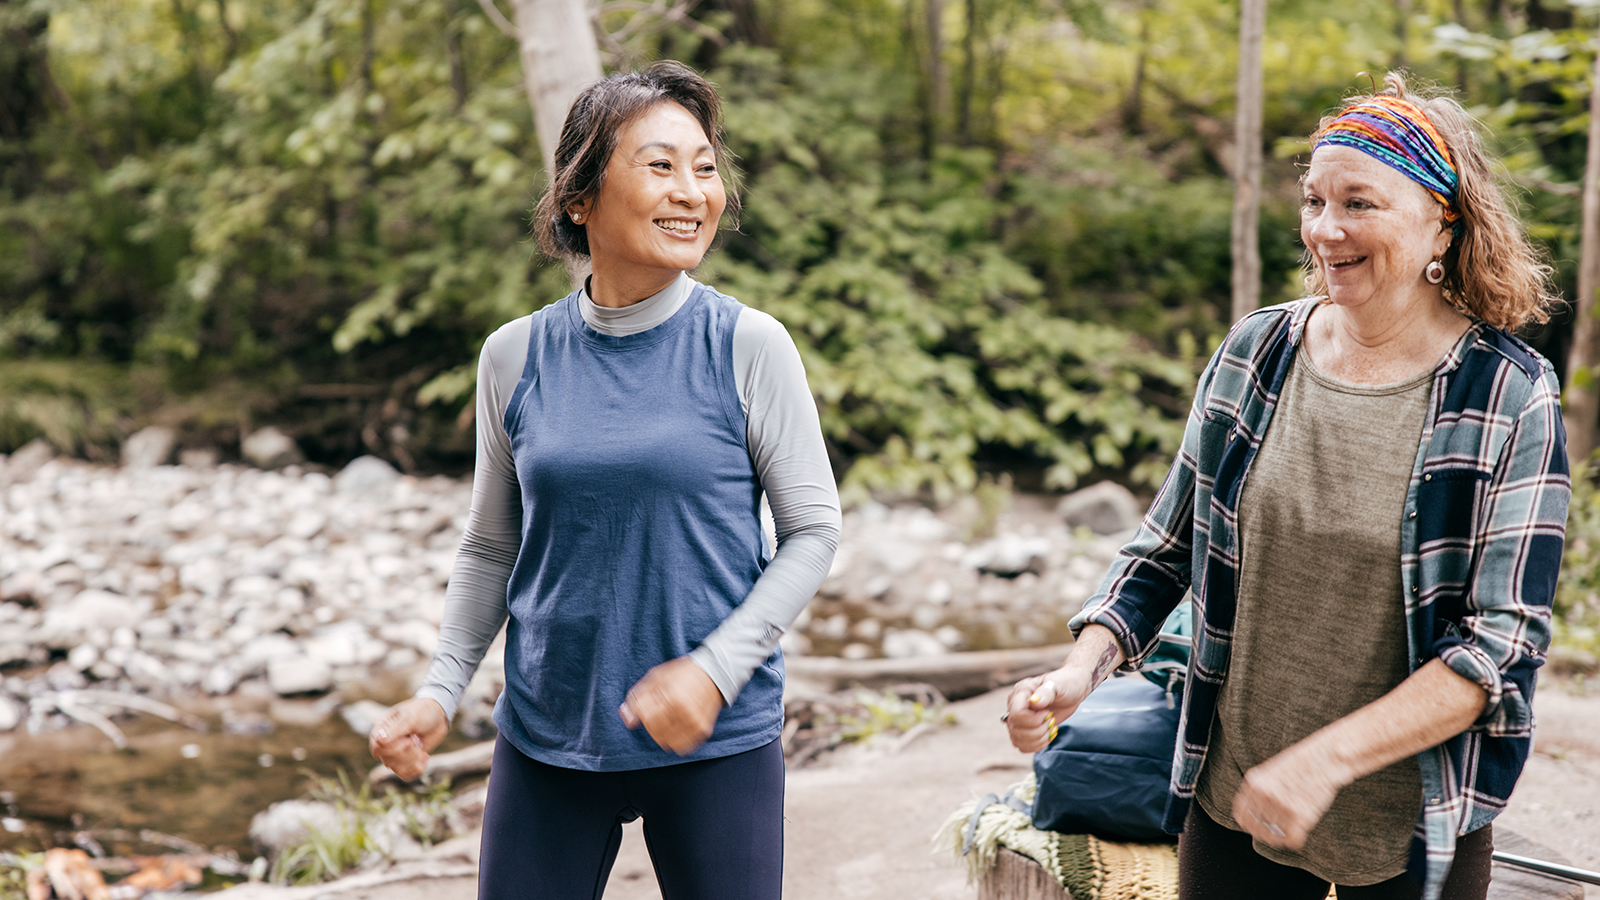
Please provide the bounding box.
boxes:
[1424,259,1445,285]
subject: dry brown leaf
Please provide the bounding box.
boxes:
[121,856,203,891]
[43,849,109,900]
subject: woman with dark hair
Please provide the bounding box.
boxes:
[1006,73,1569,900]
[369,61,840,900]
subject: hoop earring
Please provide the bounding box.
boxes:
[1424,259,1445,285]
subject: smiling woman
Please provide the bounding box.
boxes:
[365,62,840,900]
[1007,73,1569,900]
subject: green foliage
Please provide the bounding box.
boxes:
[270,771,455,886]
[0,360,145,459]
[270,818,374,886]
[1557,477,1600,657]
[3,0,1597,513]
[705,46,1197,499]
[0,853,41,900]
[827,688,957,743]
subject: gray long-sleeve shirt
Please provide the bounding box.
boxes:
[416,273,841,721]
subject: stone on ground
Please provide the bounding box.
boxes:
[122,426,178,469]
[1056,482,1144,535]
[241,427,304,469]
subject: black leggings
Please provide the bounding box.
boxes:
[1178,802,1492,900]
[478,735,785,900]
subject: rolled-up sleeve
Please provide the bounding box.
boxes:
[1440,367,1568,736]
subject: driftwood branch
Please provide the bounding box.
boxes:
[785,644,1071,700]
[369,739,496,786]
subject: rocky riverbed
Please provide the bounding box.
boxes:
[0,437,1142,741]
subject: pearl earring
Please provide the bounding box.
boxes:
[570,212,584,224]
[1424,259,1445,285]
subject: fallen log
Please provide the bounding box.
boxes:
[368,740,496,785]
[785,644,1072,700]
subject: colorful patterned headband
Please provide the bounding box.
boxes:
[1312,96,1461,224]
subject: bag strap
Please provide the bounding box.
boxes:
[961,788,1034,855]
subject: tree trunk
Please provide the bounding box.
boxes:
[1394,0,1411,70]
[957,0,978,145]
[925,0,946,151]
[1229,0,1265,323]
[1561,29,1600,476]
[508,0,603,176]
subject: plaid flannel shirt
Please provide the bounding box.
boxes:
[1069,299,1569,898]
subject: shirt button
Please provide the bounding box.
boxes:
[1424,473,1432,481]
[1427,798,1440,806]
[1411,585,1418,593]
[1409,510,1417,519]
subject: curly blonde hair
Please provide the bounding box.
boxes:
[1303,72,1559,332]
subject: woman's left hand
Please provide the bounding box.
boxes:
[619,656,724,756]
[1231,742,1347,851]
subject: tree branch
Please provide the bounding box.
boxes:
[475,0,520,37]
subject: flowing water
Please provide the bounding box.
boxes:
[0,680,476,861]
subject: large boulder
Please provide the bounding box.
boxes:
[882,628,949,659]
[38,589,147,649]
[241,427,304,470]
[249,800,347,858]
[267,655,334,696]
[1056,482,1144,536]
[339,699,390,736]
[5,439,55,482]
[121,426,177,469]
[962,535,1051,577]
[335,455,400,494]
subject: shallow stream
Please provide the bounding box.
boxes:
[0,681,476,862]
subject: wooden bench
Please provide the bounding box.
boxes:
[978,831,1586,900]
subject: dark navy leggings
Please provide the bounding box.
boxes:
[1178,801,1492,900]
[478,735,785,900]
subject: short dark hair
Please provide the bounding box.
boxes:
[533,61,740,259]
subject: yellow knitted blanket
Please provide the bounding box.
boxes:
[938,776,1339,900]
[936,774,1179,900]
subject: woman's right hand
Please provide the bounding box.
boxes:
[1005,624,1125,753]
[1004,668,1094,753]
[368,697,450,781]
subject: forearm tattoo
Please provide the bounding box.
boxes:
[1088,642,1119,687]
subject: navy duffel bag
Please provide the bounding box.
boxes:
[1029,673,1179,842]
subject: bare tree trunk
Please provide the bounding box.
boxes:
[1562,30,1600,475]
[508,0,604,176]
[957,0,977,145]
[1394,0,1411,70]
[1230,0,1265,323]
[1121,12,1149,135]
[926,0,946,148]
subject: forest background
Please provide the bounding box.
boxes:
[2,0,1600,654]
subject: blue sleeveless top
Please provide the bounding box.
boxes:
[494,282,784,771]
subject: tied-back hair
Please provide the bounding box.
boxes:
[533,60,741,260]
[1304,72,1559,333]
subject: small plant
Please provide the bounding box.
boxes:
[0,853,41,900]
[829,689,957,744]
[269,822,373,886]
[268,771,457,886]
[962,474,1014,543]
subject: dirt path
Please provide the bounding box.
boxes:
[218,679,1600,900]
